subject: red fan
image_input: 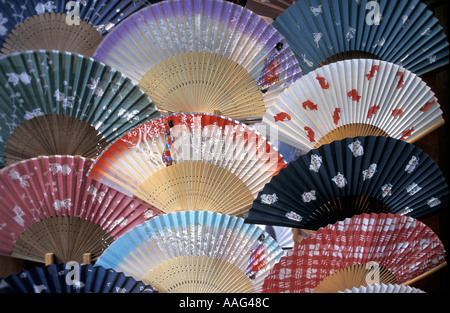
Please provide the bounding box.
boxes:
[0,155,162,264]
[262,213,446,293]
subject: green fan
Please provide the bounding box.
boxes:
[0,50,160,167]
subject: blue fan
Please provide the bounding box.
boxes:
[245,136,449,230]
[0,262,156,293]
[0,0,157,56]
[273,0,449,76]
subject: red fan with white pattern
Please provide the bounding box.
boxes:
[263,58,444,154]
[262,213,446,293]
[0,155,162,264]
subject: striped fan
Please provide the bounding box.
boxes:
[88,113,286,215]
[0,0,155,56]
[263,58,444,154]
[95,211,285,293]
[245,0,296,20]
[0,262,156,293]
[93,0,302,119]
[0,50,160,167]
[339,283,425,293]
[262,213,447,293]
[245,136,449,230]
[273,0,449,76]
[0,155,162,264]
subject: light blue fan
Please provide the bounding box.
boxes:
[95,211,285,293]
[0,0,157,56]
[0,262,156,293]
[273,0,449,76]
[0,50,160,167]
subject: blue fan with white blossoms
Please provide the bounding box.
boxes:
[273,0,449,76]
[0,262,156,293]
[245,136,449,230]
[95,211,285,293]
[0,0,157,56]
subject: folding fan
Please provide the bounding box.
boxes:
[339,284,425,293]
[273,0,449,76]
[95,210,285,293]
[88,113,286,215]
[245,136,449,230]
[0,49,160,167]
[0,262,156,293]
[263,58,444,153]
[262,213,447,293]
[93,0,303,119]
[0,155,162,264]
[0,0,156,56]
[245,0,296,20]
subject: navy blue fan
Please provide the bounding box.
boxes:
[273,0,449,76]
[0,262,156,293]
[0,0,157,56]
[245,136,449,230]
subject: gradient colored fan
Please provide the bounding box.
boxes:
[88,113,286,215]
[93,0,302,119]
[0,0,158,56]
[0,155,162,264]
[95,211,285,293]
[339,283,425,293]
[245,0,296,20]
[262,213,447,293]
[0,49,160,167]
[273,0,449,75]
[263,58,444,154]
[0,262,156,293]
[245,136,449,230]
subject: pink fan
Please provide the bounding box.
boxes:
[0,155,162,264]
[262,213,447,293]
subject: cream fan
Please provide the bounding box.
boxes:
[262,58,444,154]
[339,284,425,293]
[93,0,303,119]
[95,210,285,293]
[0,0,154,56]
[87,113,286,215]
[0,50,160,167]
[262,213,447,293]
[0,155,162,264]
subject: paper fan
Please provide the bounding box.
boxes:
[0,50,160,167]
[245,0,296,20]
[339,283,425,293]
[262,213,447,293]
[263,58,444,153]
[88,113,286,215]
[95,211,285,293]
[245,136,449,230]
[0,155,162,264]
[0,262,156,293]
[273,0,449,76]
[0,0,157,56]
[93,0,302,119]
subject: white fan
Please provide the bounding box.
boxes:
[95,211,285,293]
[262,58,444,153]
[339,284,425,293]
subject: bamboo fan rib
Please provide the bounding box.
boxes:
[0,155,162,264]
[0,0,152,55]
[245,0,296,20]
[0,50,160,167]
[93,0,302,118]
[339,283,425,294]
[245,136,449,230]
[262,213,447,293]
[262,59,444,154]
[95,211,285,293]
[0,262,155,293]
[273,0,449,76]
[88,113,286,215]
